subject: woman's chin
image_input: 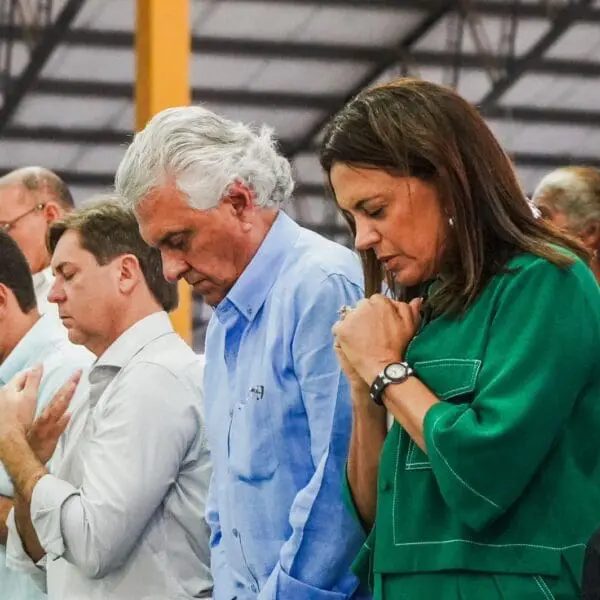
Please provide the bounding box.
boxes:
[390,269,422,287]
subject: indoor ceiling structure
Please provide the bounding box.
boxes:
[1,0,599,346]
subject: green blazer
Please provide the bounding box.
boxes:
[346,251,600,594]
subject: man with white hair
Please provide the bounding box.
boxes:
[532,166,600,283]
[115,107,367,600]
[0,167,75,316]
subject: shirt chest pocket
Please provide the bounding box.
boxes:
[405,359,481,471]
[228,386,279,482]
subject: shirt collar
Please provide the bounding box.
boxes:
[94,311,174,369]
[215,211,300,324]
[0,314,58,385]
[32,266,53,293]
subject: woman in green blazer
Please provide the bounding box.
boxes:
[320,78,600,599]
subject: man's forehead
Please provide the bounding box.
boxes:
[137,192,194,240]
[51,230,83,260]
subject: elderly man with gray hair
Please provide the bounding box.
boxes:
[0,167,75,316]
[532,166,600,283]
[115,107,368,600]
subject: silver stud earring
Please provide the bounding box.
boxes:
[448,217,455,227]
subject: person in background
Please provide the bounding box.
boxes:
[0,200,212,600]
[0,230,92,600]
[115,106,367,600]
[532,166,600,284]
[321,78,600,599]
[0,167,75,315]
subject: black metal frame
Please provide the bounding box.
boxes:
[0,0,85,132]
[479,0,595,108]
[0,0,598,240]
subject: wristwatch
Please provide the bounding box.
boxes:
[369,362,414,406]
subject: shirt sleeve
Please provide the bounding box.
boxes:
[423,257,600,531]
[29,362,202,579]
[5,508,47,591]
[259,273,366,600]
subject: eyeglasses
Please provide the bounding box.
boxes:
[0,203,46,233]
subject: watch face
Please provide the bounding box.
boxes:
[385,363,407,380]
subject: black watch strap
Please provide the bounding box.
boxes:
[369,362,414,406]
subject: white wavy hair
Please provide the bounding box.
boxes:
[115,105,295,211]
[532,166,600,230]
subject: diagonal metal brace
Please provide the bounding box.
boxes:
[0,0,85,134]
[285,1,454,159]
[479,0,594,108]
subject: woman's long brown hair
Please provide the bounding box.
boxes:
[320,78,588,314]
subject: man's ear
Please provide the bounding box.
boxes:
[117,254,142,295]
[226,182,255,214]
[0,283,11,317]
[43,201,61,224]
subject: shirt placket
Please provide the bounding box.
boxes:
[221,310,260,594]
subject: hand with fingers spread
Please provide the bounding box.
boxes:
[28,371,82,464]
[0,364,44,439]
[332,294,423,387]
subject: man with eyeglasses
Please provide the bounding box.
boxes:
[0,168,74,317]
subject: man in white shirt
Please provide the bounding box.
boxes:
[0,230,93,600]
[0,200,213,599]
[0,167,74,316]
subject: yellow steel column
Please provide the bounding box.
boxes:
[135,0,192,345]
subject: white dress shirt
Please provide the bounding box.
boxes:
[32,267,58,319]
[6,312,213,599]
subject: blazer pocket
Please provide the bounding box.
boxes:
[405,358,481,471]
[228,388,279,482]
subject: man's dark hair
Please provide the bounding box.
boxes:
[0,230,36,313]
[47,198,178,312]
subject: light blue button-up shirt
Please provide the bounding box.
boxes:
[0,314,93,600]
[204,211,368,600]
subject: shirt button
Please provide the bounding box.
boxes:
[232,528,239,537]
[379,480,391,492]
[251,584,257,593]
[229,409,234,418]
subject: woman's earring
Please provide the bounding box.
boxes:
[448,217,455,227]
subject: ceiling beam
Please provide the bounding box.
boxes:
[411,50,600,79]
[230,0,600,21]
[286,2,454,158]
[2,125,132,144]
[0,26,383,61]
[3,25,600,79]
[27,78,339,110]
[3,27,599,78]
[0,169,114,188]
[0,0,86,133]
[3,103,600,148]
[482,105,600,127]
[511,152,600,170]
[0,124,294,146]
[479,0,595,108]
